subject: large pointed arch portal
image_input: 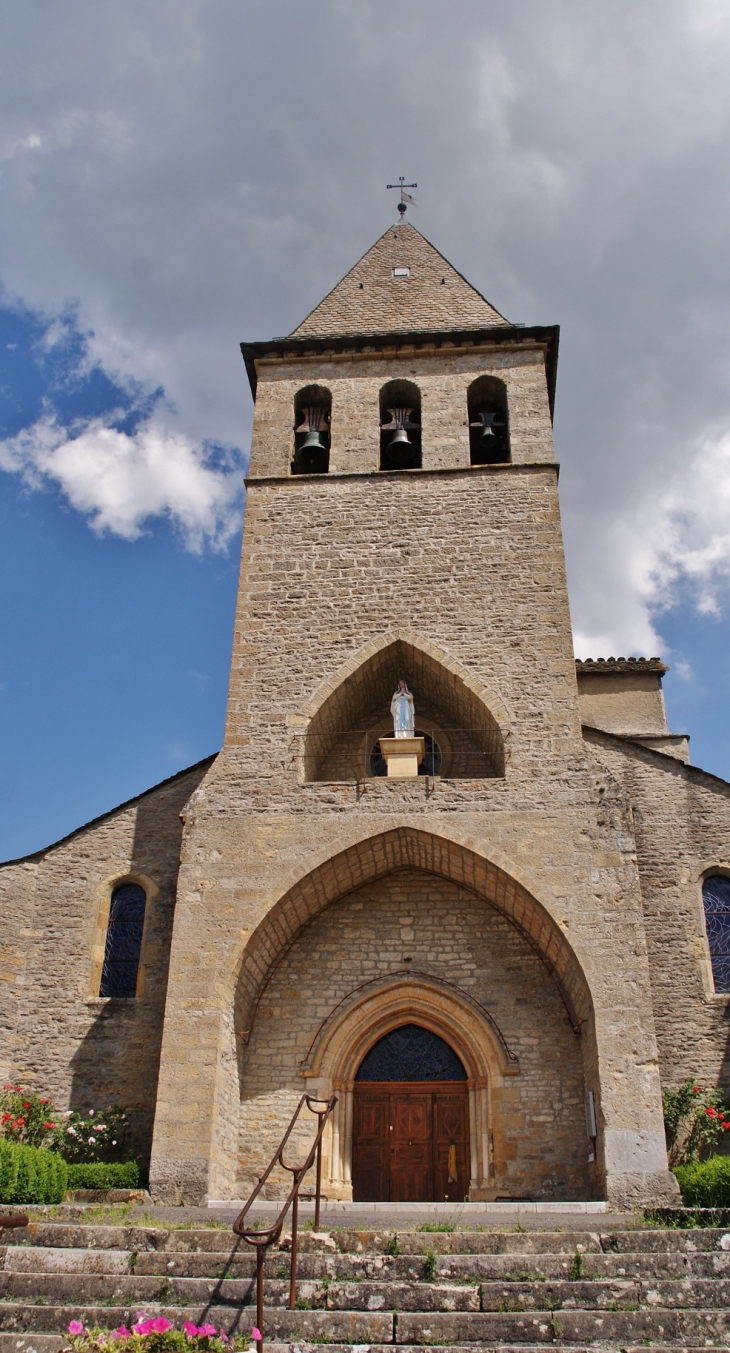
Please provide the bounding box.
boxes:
[234,826,596,1200]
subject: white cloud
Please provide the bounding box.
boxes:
[0,415,243,551]
[1,0,730,643]
[572,431,730,658]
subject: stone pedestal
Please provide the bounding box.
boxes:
[378,736,426,778]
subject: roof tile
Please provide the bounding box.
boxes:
[290,222,508,338]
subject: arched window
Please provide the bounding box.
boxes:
[380,379,421,471]
[99,882,146,998]
[702,875,730,993]
[356,1024,466,1081]
[292,384,331,475]
[467,375,510,465]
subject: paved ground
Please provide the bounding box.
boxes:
[22,1201,653,1231]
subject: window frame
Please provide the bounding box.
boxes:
[698,866,730,1000]
[89,872,157,1002]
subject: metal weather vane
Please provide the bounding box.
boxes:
[387,176,418,219]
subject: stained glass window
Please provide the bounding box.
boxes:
[355,1024,466,1081]
[702,875,730,994]
[99,883,146,998]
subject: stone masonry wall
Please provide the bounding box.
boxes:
[584,729,730,1092]
[0,761,211,1159]
[238,868,590,1201]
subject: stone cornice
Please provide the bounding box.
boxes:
[245,461,560,489]
[240,323,560,418]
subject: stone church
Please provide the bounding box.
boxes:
[3,221,730,1212]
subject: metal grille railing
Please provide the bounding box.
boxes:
[301,727,505,781]
[232,1094,337,1353]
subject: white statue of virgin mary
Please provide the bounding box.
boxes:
[390,681,415,738]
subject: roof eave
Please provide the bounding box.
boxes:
[240,324,560,420]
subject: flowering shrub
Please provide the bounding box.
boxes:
[1,1086,136,1167]
[663,1080,730,1165]
[0,1084,59,1148]
[52,1107,131,1164]
[64,1316,257,1353]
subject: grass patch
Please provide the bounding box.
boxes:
[415,1223,453,1233]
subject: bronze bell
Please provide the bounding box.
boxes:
[470,409,507,464]
[294,405,330,473]
[381,406,419,468]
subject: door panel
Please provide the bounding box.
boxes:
[352,1093,389,1201]
[390,1092,431,1201]
[433,1091,470,1202]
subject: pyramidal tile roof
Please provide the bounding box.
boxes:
[290,222,509,339]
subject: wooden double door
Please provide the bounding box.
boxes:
[352,1081,470,1202]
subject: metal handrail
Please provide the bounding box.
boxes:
[232,1093,337,1353]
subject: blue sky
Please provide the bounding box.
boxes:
[2,0,730,857]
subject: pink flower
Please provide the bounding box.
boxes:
[112,1329,131,1341]
[251,1329,262,1342]
[183,1323,199,1337]
[132,1316,151,1335]
[68,1321,84,1336]
[149,1318,172,1334]
[198,1325,217,1338]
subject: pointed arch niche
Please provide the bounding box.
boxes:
[233,827,598,1201]
[301,638,507,782]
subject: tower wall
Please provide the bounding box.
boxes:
[149,337,676,1211]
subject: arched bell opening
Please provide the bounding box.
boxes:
[292,384,331,475]
[301,636,506,782]
[379,378,422,471]
[468,374,510,465]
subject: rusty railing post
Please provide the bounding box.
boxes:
[288,1180,300,1309]
[255,1242,265,1353]
[314,1111,324,1232]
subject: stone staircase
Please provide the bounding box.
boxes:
[1,1217,730,1352]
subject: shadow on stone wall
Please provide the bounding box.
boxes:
[68,759,212,1165]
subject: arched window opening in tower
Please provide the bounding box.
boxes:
[702,875,730,993]
[99,882,146,998]
[292,384,331,475]
[467,374,510,465]
[379,378,422,471]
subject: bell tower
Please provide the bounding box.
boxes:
[148,222,676,1214]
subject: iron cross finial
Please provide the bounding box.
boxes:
[387,176,418,218]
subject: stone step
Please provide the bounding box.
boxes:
[2,1302,730,1346]
[4,1268,730,1312]
[12,1224,730,1255]
[10,1244,730,1282]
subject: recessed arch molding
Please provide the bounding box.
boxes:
[234,826,592,1068]
[298,634,510,781]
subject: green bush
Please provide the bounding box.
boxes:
[674,1155,730,1207]
[66,1160,139,1190]
[0,1140,68,1204]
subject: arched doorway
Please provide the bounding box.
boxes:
[352,1024,470,1202]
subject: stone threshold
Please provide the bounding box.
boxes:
[207,1199,607,1214]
